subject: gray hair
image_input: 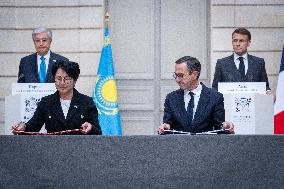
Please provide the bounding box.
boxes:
[32,27,52,41]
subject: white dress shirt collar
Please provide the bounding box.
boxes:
[184,82,202,96]
[184,83,203,119]
[233,52,248,74]
[37,50,51,73]
[234,52,248,62]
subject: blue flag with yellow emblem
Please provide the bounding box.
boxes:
[93,28,122,136]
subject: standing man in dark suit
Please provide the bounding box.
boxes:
[158,56,234,134]
[212,27,274,97]
[17,27,68,83]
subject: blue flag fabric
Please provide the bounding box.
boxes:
[93,28,122,136]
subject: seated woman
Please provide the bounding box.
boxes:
[12,60,102,135]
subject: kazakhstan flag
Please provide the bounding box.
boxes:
[93,28,122,136]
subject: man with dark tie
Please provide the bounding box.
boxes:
[17,27,68,83]
[158,56,234,134]
[212,27,273,97]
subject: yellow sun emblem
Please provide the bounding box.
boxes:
[94,75,119,115]
[102,80,117,102]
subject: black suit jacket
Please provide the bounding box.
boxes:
[17,52,68,83]
[163,84,225,133]
[25,89,102,135]
[212,54,270,90]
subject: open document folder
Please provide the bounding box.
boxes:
[163,129,231,135]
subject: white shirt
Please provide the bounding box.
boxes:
[37,50,50,73]
[60,98,71,119]
[184,83,202,120]
[234,52,248,75]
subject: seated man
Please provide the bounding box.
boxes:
[158,56,234,134]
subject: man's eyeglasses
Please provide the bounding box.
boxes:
[173,72,190,79]
[55,76,73,84]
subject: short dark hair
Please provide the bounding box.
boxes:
[232,27,251,41]
[52,60,80,81]
[175,56,201,78]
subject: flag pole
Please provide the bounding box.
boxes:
[93,7,122,135]
[104,12,110,29]
[104,0,110,28]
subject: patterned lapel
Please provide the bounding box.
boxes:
[228,54,245,81]
[245,54,256,82]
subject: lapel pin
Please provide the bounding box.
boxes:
[81,115,84,119]
[74,105,78,108]
[53,59,57,62]
[49,116,51,119]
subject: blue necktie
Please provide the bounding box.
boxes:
[187,92,194,126]
[238,57,245,78]
[39,56,46,83]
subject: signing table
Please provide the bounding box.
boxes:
[0,135,283,188]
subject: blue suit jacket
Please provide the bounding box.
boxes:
[163,84,225,133]
[17,52,68,83]
[25,89,102,135]
[212,54,270,90]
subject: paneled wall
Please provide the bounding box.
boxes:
[211,0,284,92]
[0,0,283,135]
[109,0,209,135]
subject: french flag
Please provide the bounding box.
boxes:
[274,47,284,134]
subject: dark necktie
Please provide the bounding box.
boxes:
[238,57,245,77]
[39,56,46,83]
[187,92,194,126]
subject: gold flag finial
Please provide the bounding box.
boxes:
[105,12,110,28]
